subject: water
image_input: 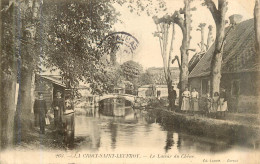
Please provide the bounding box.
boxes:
[74,99,258,154]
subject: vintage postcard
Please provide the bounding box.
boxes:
[0,0,259,163]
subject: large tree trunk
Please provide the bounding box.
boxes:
[179,42,189,107]
[205,0,227,97]
[210,51,223,96]
[0,0,17,150]
[210,12,226,96]
[176,0,192,109]
[15,0,42,139]
[16,67,34,138]
[0,71,17,149]
[167,78,174,110]
[255,0,260,56]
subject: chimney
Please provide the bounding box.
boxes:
[229,14,243,25]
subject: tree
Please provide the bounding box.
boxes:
[255,0,260,56]
[197,23,206,52]
[103,64,123,93]
[203,0,228,96]
[0,0,120,148]
[0,0,17,149]
[120,60,143,92]
[44,0,119,95]
[153,14,176,110]
[138,71,154,86]
[15,0,43,137]
[153,0,195,110]
[120,61,143,81]
[172,0,196,108]
[206,25,214,50]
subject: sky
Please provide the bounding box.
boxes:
[113,0,255,69]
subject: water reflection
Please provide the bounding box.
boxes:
[74,98,259,154]
[164,131,174,153]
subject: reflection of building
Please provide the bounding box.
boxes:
[189,18,260,113]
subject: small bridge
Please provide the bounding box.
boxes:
[96,93,136,103]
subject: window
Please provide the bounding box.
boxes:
[231,80,240,96]
[201,79,210,95]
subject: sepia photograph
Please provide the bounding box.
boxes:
[0,0,260,163]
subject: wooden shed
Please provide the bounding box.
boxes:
[34,75,66,110]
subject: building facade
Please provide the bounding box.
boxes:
[34,75,66,110]
[188,19,260,113]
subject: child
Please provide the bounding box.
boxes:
[206,93,212,117]
[212,92,220,118]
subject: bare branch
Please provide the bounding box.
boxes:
[203,0,220,23]
[171,56,181,70]
[171,11,185,33]
[168,24,175,69]
[219,25,234,50]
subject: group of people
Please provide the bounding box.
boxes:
[208,89,228,117]
[181,87,228,117]
[181,88,199,113]
[33,90,72,134]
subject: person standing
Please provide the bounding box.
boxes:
[219,89,228,117]
[191,88,199,114]
[172,86,177,111]
[52,91,64,129]
[206,93,212,116]
[181,87,190,112]
[212,92,220,118]
[33,92,48,134]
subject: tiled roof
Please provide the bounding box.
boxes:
[188,51,205,73]
[189,19,259,78]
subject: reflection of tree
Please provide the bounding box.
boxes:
[177,134,181,149]
[164,131,174,153]
[144,123,153,136]
[109,122,117,150]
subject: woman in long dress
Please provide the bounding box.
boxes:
[219,89,228,117]
[181,87,190,112]
[52,91,64,129]
[206,93,212,115]
[191,88,199,113]
[212,92,220,118]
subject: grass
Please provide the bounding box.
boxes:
[148,108,260,144]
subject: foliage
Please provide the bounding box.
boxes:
[255,0,260,56]
[43,0,120,94]
[120,60,143,82]
[102,64,123,93]
[138,71,155,86]
[1,2,15,74]
[115,0,167,16]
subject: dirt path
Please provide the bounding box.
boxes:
[14,124,66,151]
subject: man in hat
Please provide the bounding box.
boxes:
[52,90,64,129]
[33,92,48,134]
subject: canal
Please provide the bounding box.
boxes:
[73,98,258,154]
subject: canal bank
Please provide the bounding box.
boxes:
[148,108,260,147]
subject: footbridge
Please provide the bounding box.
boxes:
[96,93,136,103]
